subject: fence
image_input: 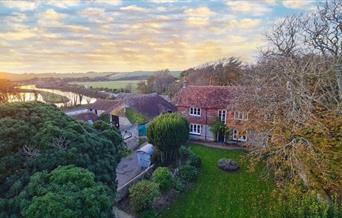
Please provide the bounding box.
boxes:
[115,164,155,202]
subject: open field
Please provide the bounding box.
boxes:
[71,80,144,90]
[160,144,274,218]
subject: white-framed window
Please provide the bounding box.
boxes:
[232,129,238,140]
[239,130,248,142]
[189,124,201,135]
[189,107,201,116]
[218,110,227,124]
[232,129,248,142]
[234,111,248,120]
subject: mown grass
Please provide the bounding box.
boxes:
[72,80,144,90]
[160,144,274,218]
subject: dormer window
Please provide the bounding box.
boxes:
[234,111,248,121]
[189,107,201,116]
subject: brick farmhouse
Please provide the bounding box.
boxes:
[174,85,256,145]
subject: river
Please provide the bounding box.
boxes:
[11,85,96,108]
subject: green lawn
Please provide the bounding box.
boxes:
[72,80,144,90]
[160,144,274,218]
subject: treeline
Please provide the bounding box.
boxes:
[0,103,123,217]
[136,58,244,98]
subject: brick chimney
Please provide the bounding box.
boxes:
[335,64,342,100]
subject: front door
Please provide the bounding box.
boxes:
[112,115,119,128]
[217,131,225,143]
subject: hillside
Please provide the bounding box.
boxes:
[0,71,181,81]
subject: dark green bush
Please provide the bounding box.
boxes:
[0,103,123,216]
[22,165,112,218]
[179,146,192,160]
[129,180,160,212]
[174,178,186,193]
[152,167,174,192]
[188,154,202,169]
[178,165,198,182]
[147,113,189,164]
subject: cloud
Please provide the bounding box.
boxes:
[93,0,122,6]
[120,5,148,12]
[184,7,215,27]
[38,8,64,27]
[1,0,37,11]
[0,27,37,41]
[148,0,178,3]
[225,0,271,16]
[282,0,313,9]
[46,0,80,8]
[227,18,262,29]
[79,7,113,23]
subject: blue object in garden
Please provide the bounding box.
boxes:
[138,123,149,136]
[136,143,154,169]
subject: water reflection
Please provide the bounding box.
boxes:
[9,85,96,108]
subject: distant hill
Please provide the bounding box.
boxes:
[0,71,181,81]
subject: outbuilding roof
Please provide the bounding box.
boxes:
[118,93,176,120]
[89,93,176,120]
[71,112,98,122]
[89,99,123,113]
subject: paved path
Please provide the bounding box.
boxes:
[116,150,143,188]
[113,207,134,218]
[189,140,248,151]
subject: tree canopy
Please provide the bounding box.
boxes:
[0,102,123,217]
[23,165,112,218]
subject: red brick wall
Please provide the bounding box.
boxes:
[177,106,249,128]
[176,106,227,125]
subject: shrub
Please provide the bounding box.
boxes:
[188,154,202,169]
[271,188,342,218]
[178,165,198,182]
[147,113,189,164]
[152,167,174,192]
[179,146,192,160]
[174,178,186,193]
[129,180,160,212]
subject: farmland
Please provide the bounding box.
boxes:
[71,80,144,90]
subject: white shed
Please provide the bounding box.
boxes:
[136,143,154,169]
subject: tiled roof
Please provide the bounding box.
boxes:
[119,93,176,120]
[174,85,239,109]
[72,112,98,122]
[89,99,123,113]
[90,93,176,120]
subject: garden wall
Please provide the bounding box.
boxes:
[116,164,155,202]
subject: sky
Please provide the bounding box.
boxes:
[0,0,318,74]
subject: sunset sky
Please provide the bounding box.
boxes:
[0,0,317,74]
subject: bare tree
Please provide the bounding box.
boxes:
[236,0,342,201]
